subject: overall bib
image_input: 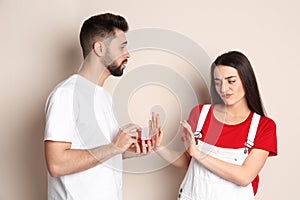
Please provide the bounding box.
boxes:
[178,105,261,200]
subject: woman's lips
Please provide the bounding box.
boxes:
[222,94,232,99]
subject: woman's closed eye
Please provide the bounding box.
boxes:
[228,79,236,84]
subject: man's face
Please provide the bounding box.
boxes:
[103,29,130,77]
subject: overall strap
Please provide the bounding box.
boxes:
[194,104,211,139]
[244,113,261,152]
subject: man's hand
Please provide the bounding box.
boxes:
[112,123,141,154]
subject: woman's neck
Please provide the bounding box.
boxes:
[213,100,251,125]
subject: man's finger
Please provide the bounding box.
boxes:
[121,123,141,133]
[135,141,141,154]
[147,140,152,152]
[141,140,147,154]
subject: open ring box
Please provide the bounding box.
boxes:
[137,128,152,147]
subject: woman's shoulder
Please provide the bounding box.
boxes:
[254,114,278,156]
[191,104,212,112]
[258,114,277,130]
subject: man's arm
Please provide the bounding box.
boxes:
[45,124,139,177]
[45,141,119,177]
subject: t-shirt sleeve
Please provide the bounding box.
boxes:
[182,104,208,140]
[187,106,199,132]
[253,117,278,157]
[185,105,203,134]
[44,88,77,142]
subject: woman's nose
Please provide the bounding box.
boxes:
[220,82,229,93]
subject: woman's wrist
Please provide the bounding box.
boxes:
[189,146,200,158]
[154,144,165,152]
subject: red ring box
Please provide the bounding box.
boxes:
[137,129,152,144]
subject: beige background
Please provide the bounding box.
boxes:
[1,0,299,199]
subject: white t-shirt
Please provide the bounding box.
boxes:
[44,74,122,200]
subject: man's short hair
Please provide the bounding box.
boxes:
[79,13,129,58]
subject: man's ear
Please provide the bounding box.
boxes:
[93,41,105,57]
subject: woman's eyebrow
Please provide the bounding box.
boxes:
[225,76,237,79]
[214,76,237,80]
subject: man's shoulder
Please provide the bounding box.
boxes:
[45,75,77,108]
[55,74,78,90]
[50,75,78,95]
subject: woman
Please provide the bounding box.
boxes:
[151,51,277,199]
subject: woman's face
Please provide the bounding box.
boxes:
[213,65,246,106]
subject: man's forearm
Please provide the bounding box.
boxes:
[45,141,120,177]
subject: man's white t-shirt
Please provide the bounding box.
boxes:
[44,74,122,200]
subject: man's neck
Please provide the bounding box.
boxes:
[77,55,110,87]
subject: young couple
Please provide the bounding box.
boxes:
[44,13,277,200]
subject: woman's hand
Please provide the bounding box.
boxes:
[148,115,191,169]
[149,112,163,151]
[152,127,163,151]
[180,120,199,157]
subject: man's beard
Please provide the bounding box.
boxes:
[104,50,127,77]
[107,59,127,77]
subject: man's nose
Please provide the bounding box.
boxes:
[124,50,130,59]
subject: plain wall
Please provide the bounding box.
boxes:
[1,0,299,199]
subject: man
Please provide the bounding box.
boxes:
[44,13,150,200]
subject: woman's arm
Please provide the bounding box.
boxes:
[181,120,269,186]
[155,137,191,169]
[193,148,268,186]
[150,113,190,169]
